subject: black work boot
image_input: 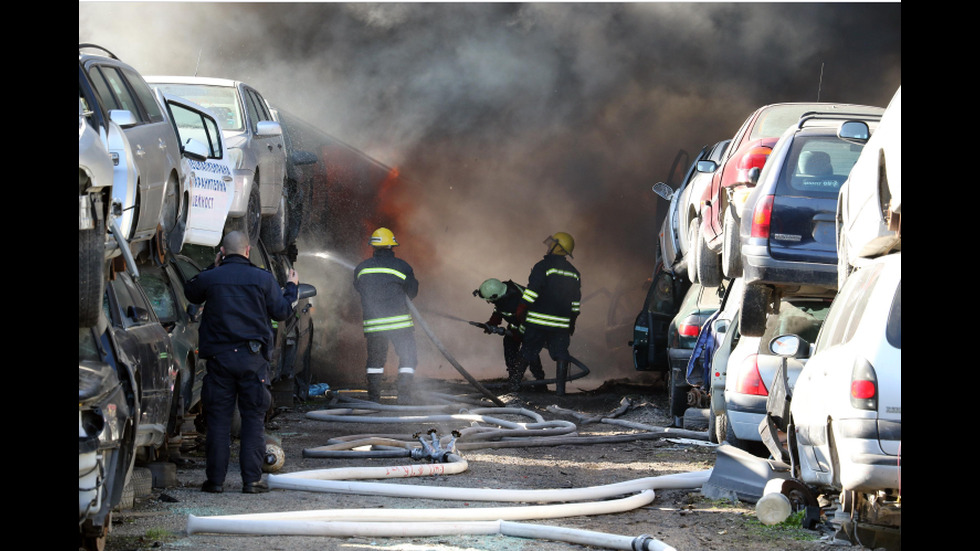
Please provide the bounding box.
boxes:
[367,374,383,403]
[555,361,568,396]
[397,373,414,404]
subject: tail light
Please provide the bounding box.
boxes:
[735,354,768,396]
[850,358,878,410]
[751,195,775,238]
[735,145,772,185]
[678,316,701,338]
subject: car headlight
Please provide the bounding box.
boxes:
[226,147,244,170]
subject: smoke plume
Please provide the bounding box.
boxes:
[79,2,901,388]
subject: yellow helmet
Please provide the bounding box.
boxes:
[370,227,398,247]
[544,232,574,257]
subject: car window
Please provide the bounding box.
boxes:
[886,280,901,349]
[166,100,223,158]
[139,270,179,325]
[750,104,824,141]
[173,257,203,282]
[815,263,884,353]
[759,299,831,352]
[120,67,164,123]
[643,271,681,315]
[777,135,864,197]
[154,84,244,131]
[89,66,138,115]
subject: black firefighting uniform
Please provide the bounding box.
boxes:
[184,254,298,487]
[519,253,581,366]
[484,280,544,381]
[353,248,420,380]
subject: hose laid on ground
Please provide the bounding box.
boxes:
[187,517,678,551]
[188,470,711,550]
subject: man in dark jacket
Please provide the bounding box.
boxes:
[184,231,298,494]
[473,278,546,390]
[513,232,581,395]
[354,227,420,403]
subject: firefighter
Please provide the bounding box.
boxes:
[353,227,420,404]
[473,278,546,391]
[513,232,581,395]
[184,231,299,494]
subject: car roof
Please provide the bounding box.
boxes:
[145,75,242,88]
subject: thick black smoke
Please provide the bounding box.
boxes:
[79,2,901,387]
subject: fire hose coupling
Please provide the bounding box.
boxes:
[631,534,657,551]
[409,429,460,462]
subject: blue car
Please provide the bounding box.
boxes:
[737,108,883,337]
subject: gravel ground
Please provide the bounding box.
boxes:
[100,379,881,551]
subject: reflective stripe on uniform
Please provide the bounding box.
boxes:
[366,367,385,374]
[545,268,580,280]
[398,366,415,374]
[357,267,408,280]
[522,288,538,303]
[363,314,414,332]
[571,301,580,313]
[526,311,571,329]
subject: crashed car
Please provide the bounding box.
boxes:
[79,313,138,551]
[145,76,290,252]
[103,270,178,461]
[836,87,901,286]
[79,44,183,256]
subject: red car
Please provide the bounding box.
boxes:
[691,102,879,288]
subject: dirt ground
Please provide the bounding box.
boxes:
[101,379,881,551]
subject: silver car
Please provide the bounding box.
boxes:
[145,76,289,251]
[79,44,183,253]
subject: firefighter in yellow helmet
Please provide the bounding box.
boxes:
[512,232,581,395]
[353,227,420,403]
[473,278,546,391]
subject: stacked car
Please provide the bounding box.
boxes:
[78,44,318,551]
[634,87,901,543]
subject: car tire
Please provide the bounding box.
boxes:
[668,365,689,423]
[159,175,185,255]
[722,207,743,278]
[698,230,723,288]
[687,218,700,284]
[739,284,772,337]
[232,181,263,246]
[79,223,105,328]
[683,407,709,431]
[261,191,289,253]
[714,410,728,445]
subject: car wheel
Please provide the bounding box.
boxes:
[261,190,289,253]
[739,284,772,337]
[687,218,700,284]
[160,175,185,255]
[722,207,743,278]
[714,410,729,445]
[697,228,723,288]
[79,221,105,328]
[668,365,689,424]
[236,180,262,245]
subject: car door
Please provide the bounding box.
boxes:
[161,94,235,247]
[104,271,177,450]
[241,85,286,200]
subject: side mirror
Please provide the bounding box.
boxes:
[839,120,870,141]
[255,120,283,137]
[109,109,137,127]
[747,167,761,186]
[182,138,209,162]
[696,160,718,173]
[297,283,317,300]
[768,334,810,359]
[712,318,730,335]
[651,181,673,201]
[127,305,150,323]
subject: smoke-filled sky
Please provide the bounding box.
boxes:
[79,2,901,387]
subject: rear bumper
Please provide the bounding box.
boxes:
[727,394,766,441]
[742,243,837,288]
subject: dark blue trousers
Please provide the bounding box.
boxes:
[201,347,271,486]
